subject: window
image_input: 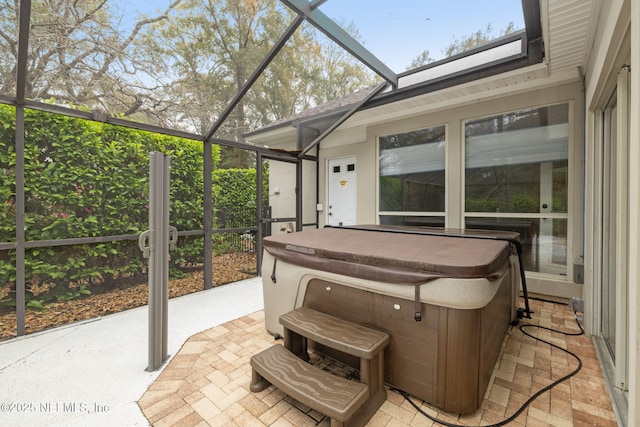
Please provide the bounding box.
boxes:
[375,103,571,278]
[378,125,446,226]
[464,104,569,274]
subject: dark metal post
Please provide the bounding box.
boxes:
[15,108,25,336]
[14,0,32,337]
[256,152,263,275]
[204,141,213,290]
[296,159,302,232]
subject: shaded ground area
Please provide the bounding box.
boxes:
[0,252,257,341]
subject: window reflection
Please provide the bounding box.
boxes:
[379,125,446,213]
[465,217,567,275]
[464,104,569,275]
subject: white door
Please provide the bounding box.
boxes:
[327,157,356,226]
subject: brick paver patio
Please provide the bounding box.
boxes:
[138,298,618,426]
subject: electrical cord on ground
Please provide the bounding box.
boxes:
[527,295,569,306]
[389,312,585,427]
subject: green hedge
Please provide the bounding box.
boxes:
[0,106,259,307]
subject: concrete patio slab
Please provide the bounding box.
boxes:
[0,277,263,427]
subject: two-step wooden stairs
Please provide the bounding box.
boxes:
[250,306,390,427]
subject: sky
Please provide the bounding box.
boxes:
[115,0,525,74]
[317,0,525,72]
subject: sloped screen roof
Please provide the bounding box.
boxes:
[0,0,526,144]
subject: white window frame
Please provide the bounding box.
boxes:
[373,96,581,297]
[461,102,573,281]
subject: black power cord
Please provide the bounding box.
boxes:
[389,314,585,426]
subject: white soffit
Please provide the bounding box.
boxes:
[545,0,599,74]
[345,63,554,128]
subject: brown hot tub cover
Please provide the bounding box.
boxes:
[263,226,513,285]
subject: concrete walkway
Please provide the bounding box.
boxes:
[0,277,263,427]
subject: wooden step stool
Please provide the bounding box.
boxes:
[251,307,389,427]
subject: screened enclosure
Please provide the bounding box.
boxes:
[1,0,383,338]
[0,0,530,339]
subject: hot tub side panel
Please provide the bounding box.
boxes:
[261,251,303,337]
[301,274,513,414]
[440,306,482,413]
[438,271,512,413]
[479,268,513,407]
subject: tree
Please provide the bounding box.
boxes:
[143,0,376,167]
[407,50,436,70]
[247,18,377,125]
[306,21,377,107]
[0,1,379,168]
[443,22,516,57]
[0,0,183,117]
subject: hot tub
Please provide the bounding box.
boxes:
[261,225,521,414]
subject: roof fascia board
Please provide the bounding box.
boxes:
[366,51,543,109]
[244,108,345,141]
[247,96,372,139]
[280,0,398,87]
[397,31,526,78]
[208,137,315,160]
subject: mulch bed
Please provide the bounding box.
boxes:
[0,252,257,341]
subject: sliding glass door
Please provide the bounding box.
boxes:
[600,66,629,390]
